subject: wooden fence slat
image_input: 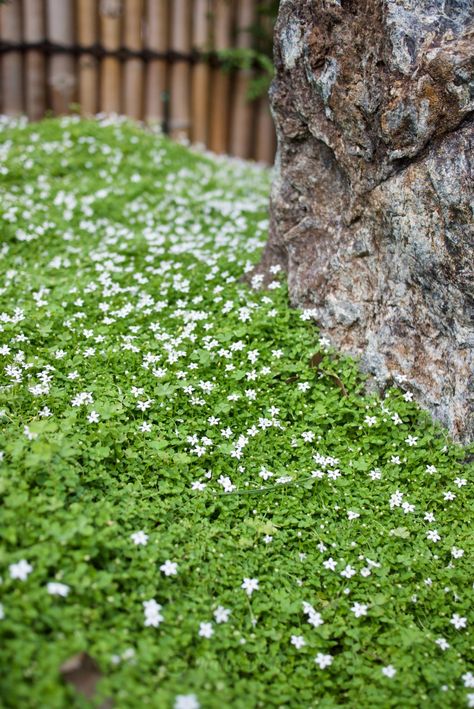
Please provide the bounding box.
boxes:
[123,0,143,119]
[0,10,1,114]
[254,7,276,163]
[0,0,24,115]
[77,0,98,116]
[208,0,232,154]
[0,0,276,162]
[169,0,191,141]
[46,0,75,114]
[23,0,46,121]
[100,0,122,114]
[144,0,168,124]
[229,0,254,158]
[255,96,275,164]
[191,0,210,146]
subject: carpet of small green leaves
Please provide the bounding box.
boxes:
[0,117,472,709]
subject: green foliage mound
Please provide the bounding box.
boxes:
[0,117,472,708]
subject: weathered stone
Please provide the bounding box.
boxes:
[260,0,474,441]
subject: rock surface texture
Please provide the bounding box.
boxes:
[261,0,474,442]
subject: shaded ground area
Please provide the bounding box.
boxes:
[0,118,472,708]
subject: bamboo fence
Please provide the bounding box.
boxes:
[0,0,277,163]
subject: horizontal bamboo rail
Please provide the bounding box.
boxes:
[0,0,276,163]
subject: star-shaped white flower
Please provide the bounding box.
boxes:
[314,653,333,669]
[9,559,33,581]
[291,635,306,649]
[214,606,231,624]
[131,530,149,546]
[47,582,70,597]
[198,622,214,638]
[241,577,259,596]
[351,602,368,618]
[450,613,467,630]
[160,560,178,576]
[174,695,200,709]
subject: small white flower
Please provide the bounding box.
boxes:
[405,435,418,446]
[451,547,464,559]
[160,560,178,576]
[9,559,33,581]
[307,610,324,628]
[463,672,474,688]
[0,603,4,620]
[351,602,368,618]
[323,558,337,571]
[191,481,206,491]
[241,578,259,596]
[450,613,467,630]
[198,622,214,638]
[47,582,70,597]
[290,635,306,649]
[259,467,273,480]
[214,606,231,624]
[435,638,450,651]
[382,665,397,678]
[389,490,403,508]
[426,529,441,543]
[131,531,149,546]
[314,653,333,669]
[174,694,200,709]
[340,564,356,579]
[263,535,273,544]
[143,599,163,627]
[347,510,360,520]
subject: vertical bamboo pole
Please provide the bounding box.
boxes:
[254,8,276,163]
[191,0,210,146]
[123,0,143,119]
[144,0,168,124]
[46,0,75,114]
[255,97,275,164]
[209,0,232,154]
[169,0,192,141]
[77,0,98,116]
[99,0,122,114]
[0,10,2,114]
[23,0,46,120]
[229,0,254,158]
[0,0,24,115]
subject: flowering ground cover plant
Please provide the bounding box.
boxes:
[0,116,472,709]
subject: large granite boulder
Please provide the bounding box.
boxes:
[260,0,474,442]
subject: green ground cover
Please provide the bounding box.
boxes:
[0,117,472,708]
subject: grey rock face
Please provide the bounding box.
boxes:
[260,0,474,441]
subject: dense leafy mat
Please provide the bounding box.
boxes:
[0,117,472,709]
